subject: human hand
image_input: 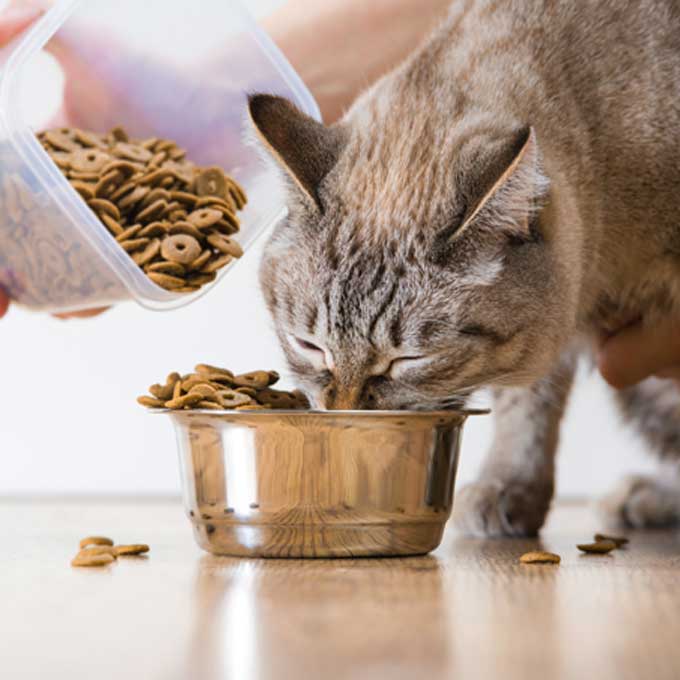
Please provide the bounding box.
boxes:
[598,317,680,389]
[0,288,9,318]
[0,3,42,48]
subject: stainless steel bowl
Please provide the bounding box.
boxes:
[165,409,487,558]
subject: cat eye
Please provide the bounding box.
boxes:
[458,324,506,344]
[459,325,488,337]
[294,337,323,353]
[387,355,428,378]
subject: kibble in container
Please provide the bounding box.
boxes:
[0,0,319,312]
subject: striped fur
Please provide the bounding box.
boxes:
[252,0,680,534]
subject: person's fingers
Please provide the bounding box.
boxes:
[0,6,43,48]
[53,307,109,320]
[598,317,680,389]
[0,289,10,319]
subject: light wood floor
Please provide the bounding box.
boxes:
[2,498,679,680]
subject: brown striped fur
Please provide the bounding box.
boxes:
[250,0,680,536]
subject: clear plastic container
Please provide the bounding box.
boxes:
[0,0,319,312]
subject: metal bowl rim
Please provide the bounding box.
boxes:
[150,408,490,418]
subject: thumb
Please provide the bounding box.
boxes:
[0,6,43,49]
[0,288,9,319]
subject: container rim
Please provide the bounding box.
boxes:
[153,408,491,418]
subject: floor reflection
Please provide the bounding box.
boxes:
[180,554,450,680]
[442,535,561,680]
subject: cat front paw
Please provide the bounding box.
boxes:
[452,479,553,538]
[599,475,680,529]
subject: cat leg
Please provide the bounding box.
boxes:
[452,351,576,537]
[599,379,680,528]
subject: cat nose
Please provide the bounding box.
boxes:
[324,384,361,410]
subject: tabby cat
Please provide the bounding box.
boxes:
[248,0,680,536]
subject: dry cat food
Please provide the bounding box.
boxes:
[519,550,561,565]
[594,532,629,547]
[38,126,247,294]
[137,364,311,411]
[577,539,617,554]
[71,535,150,568]
[0,150,124,308]
[79,535,114,548]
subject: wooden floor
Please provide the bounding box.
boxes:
[2,498,679,680]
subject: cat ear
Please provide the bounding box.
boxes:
[248,94,344,211]
[455,126,549,242]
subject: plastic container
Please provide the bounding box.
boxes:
[0,0,319,313]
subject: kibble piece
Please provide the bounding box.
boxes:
[70,180,95,200]
[165,393,204,409]
[173,379,183,400]
[76,546,118,558]
[88,198,120,221]
[100,213,125,237]
[71,553,115,568]
[136,198,168,222]
[118,185,149,211]
[218,390,255,409]
[149,383,174,401]
[120,238,150,253]
[197,400,223,410]
[594,533,629,547]
[161,234,202,265]
[187,207,223,229]
[138,222,167,239]
[256,388,301,409]
[79,535,114,549]
[195,364,234,378]
[113,141,152,163]
[140,188,171,209]
[206,233,243,258]
[577,540,617,554]
[195,166,229,199]
[519,551,561,564]
[115,224,144,242]
[147,271,187,291]
[188,384,219,400]
[145,261,184,277]
[171,190,198,206]
[291,390,311,408]
[232,371,278,389]
[228,179,248,209]
[110,126,129,142]
[101,160,137,179]
[137,396,166,408]
[132,239,162,267]
[201,254,233,274]
[74,129,105,148]
[115,544,150,556]
[186,272,217,287]
[94,173,122,198]
[169,221,204,240]
[44,129,78,151]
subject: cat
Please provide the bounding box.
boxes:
[248,0,680,536]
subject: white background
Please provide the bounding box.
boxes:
[0,0,655,498]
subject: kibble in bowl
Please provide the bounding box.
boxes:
[137,363,311,412]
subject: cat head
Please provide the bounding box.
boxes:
[249,93,567,410]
